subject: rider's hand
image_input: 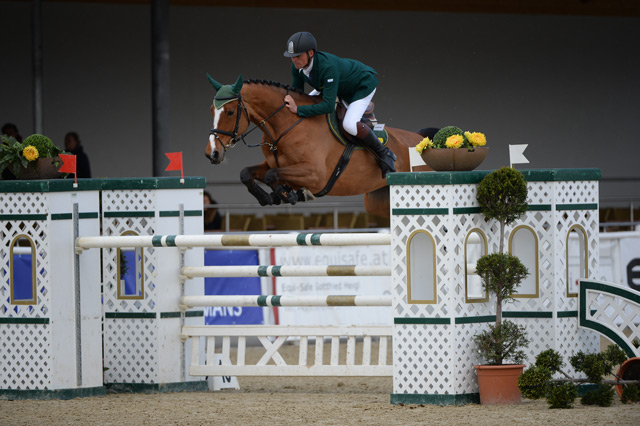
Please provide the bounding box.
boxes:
[284,95,298,114]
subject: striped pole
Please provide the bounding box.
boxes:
[181,265,391,278]
[76,232,390,250]
[180,295,392,308]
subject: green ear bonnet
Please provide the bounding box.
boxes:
[206,74,244,109]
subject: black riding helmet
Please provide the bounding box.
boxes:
[283,32,317,57]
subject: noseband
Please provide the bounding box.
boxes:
[209,95,250,151]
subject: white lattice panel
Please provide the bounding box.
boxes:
[102,189,155,213]
[391,173,600,399]
[1,219,50,319]
[104,318,158,383]
[586,286,640,357]
[0,192,47,215]
[0,323,51,389]
[394,324,453,394]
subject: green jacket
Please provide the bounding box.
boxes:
[291,51,378,118]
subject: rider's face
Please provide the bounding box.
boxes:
[291,50,314,70]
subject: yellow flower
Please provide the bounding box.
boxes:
[22,145,39,161]
[465,131,487,147]
[445,134,464,149]
[415,137,433,154]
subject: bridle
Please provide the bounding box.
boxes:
[208,90,305,157]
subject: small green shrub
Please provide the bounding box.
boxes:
[477,167,529,228]
[473,319,529,365]
[23,134,61,158]
[433,125,464,148]
[547,382,578,409]
[621,384,640,404]
[581,385,614,407]
[571,345,627,384]
[475,253,529,307]
[535,349,564,373]
[518,366,552,399]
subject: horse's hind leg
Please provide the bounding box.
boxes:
[240,163,273,206]
[364,186,390,218]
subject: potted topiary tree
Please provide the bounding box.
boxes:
[473,166,530,404]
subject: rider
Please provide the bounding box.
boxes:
[283,31,396,178]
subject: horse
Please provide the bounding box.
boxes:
[204,74,425,217]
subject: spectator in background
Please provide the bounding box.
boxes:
[2,123,22,141]
[203,191,222,231]
[64,131,91,178]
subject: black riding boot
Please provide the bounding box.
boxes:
[355,122,397,178]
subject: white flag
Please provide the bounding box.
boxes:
[509,144,529,168]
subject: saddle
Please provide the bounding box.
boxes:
[335,102,377,138]
[314,102,388,198]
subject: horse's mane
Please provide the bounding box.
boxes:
[245,79,306,97]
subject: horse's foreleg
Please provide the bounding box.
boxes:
[240,163,274,206]
[264,166,317,205]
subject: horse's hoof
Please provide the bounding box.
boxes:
[270,192,282,205]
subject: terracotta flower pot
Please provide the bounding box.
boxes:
[615,357,640,397]
[16,157,63,180]
[421,147,488,171]
[474,364,525,405]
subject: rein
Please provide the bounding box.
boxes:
[209,91,305,161]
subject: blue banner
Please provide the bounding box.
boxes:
[12,254,34,301]
[204,250,263,325]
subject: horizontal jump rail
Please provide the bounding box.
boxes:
[182,325,393,377]
[181,264,391,278]
[180,295,392,308]
[75,232,391,251]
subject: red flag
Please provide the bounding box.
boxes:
[59,153,78,186]
[59,154,77,174]
[165,152,184,182]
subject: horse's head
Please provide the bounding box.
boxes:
[205,74,248,164]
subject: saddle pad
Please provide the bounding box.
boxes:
[327,112,389,148]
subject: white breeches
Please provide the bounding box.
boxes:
[341,88,376,136]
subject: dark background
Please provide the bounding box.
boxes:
[2,1,639,207]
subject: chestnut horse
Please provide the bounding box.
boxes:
[205,75,423,217]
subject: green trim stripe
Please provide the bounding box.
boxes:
[152,235,164,247]
[455,315,496,324]
[453,207,481,214]
[271,266,282,276]
[51,212,100,220]
[257,295,268,306]
[503,311,553,318]
[159,311,204,319]
[394,317,451,325]
[105,312,157,319]
[104,211,155,218]
[0,214,47,221]
[388,168,601,186]
[51,213,72,220]
[556,203,598,211]
[159,210,203,217]
[0,317,49,324]
[557,311,578,318]
[390,392,479,406]
[528,205,552,211]
[165,235,177,247]
[392,208,448,216]
[271,295,282,306]
[105,381,208,394]
[0,386,106,400]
